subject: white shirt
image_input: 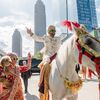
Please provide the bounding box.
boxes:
[31,34,62,62]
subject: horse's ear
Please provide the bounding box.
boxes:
[73,26,81,37]
[80,24,89,35]
[73,25,89,37]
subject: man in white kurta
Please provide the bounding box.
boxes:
[27,25,61,63]
[26,25,66,93]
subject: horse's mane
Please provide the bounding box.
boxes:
[58,34,76,57]
[54,34,76,71]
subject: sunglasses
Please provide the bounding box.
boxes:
[12,58,18,61]
[49,29,56,33]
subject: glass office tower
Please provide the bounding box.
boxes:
[76,0,98,32]
[59,0,97,32]
[46,0,97,32]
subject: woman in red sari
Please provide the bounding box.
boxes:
[0,56,24,100]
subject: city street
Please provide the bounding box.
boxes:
[24,73,99,100]
[0,0,100,99]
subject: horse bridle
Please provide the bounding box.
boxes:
[55,35,100,94]
[76,37,100,98]
[76,38,100,76]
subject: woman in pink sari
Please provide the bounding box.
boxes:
[0,56,24,100]
[0,53,31,100]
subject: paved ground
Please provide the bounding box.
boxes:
[23,73,99,100]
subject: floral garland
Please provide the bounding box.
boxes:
[64,77,83,94]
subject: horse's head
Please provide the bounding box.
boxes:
[73,25,100,73]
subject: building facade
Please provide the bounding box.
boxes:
[12,29,22,57]
[58,0,97,32]
[76,0,98,32]
[34,0,46,54]
[91,28,100,40]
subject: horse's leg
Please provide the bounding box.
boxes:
[67,94,78,100]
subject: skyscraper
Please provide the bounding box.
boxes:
[34,0,46,54]
[12,29,22,57]
[59,0,98,32]
[76,0,98,32]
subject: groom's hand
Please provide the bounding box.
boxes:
[26,27,33,36]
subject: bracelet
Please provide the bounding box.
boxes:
[30,33,33,37]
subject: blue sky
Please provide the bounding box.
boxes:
[0,0,100,56]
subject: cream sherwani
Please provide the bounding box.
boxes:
[31,34,62,62]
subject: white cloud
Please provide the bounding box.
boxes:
[0,41,7,49]
[96,6,100,13]
[0,10,34,56]
[10,10,31,19]
[0,0,37,57]
[0,10,34,27]
[0,24,34,56]
[95,0,99,3]
[22,36,35,57]
[0,0,35,8]
[0,26,14,52]
[96,6,100,27]
[0,0,37,56]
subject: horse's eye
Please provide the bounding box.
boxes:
[85,38,92,45]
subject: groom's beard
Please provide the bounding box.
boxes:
[49,33,55,38]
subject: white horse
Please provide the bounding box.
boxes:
[49,27,100,100]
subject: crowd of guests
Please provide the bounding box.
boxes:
[0,52,31,100]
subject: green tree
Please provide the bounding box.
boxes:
[34,52,43,60]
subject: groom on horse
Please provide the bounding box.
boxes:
[26,25,67,98]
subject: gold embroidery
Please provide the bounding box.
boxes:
[79,35,100,57]
[64,78,83,94]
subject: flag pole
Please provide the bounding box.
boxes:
[66,0,68,35]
